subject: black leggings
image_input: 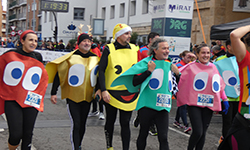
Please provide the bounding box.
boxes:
[5,101,38,150]
[104,102,132,150]
[66,99,91,150]
[137,107,169,150]
[187,106,213,150]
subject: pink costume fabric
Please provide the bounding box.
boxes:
[177,61,226,111]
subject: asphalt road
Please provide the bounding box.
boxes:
[0,84,222,150]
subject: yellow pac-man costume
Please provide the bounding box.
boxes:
[46,51,99,103]
[105,43,139,111]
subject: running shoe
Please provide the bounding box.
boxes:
[133,116,140,128]
[99,112,105,120]
[88,111,99,117]
[149,125,158,136]
[184,126,192,133]
[173,121,183,128]
[107,147,113,150]
[218,136,224,144]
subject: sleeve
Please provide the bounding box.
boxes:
[51,72,60,95]
[98,46,110,92]
[132,70,151,86]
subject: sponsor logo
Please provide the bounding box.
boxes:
[168,4,192,13]
[153,4,165,13]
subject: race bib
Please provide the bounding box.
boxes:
[24,91,42,108]
[156,93,171,108]
[197,94,214,107]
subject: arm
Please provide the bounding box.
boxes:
[230,25,249,62]
[50,72,60,104]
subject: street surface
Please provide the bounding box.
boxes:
[0,84,222,150]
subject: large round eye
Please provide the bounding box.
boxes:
[193,72,208,91]
[90,65,99,87]
[168,71,173,92]
[149,69,163,90]
[222,70,237,87]
[22,67,42,91]
[4,61,24,86]
[68,64,85,87]
[212,74,221,93]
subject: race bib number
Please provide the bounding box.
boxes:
[234,85,240,96]
[24,91,42,108]
[197,94,214,107]
[156,93,171,108]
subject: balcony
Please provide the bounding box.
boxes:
[9,14,17,21]
[9,1,17,9]
[19,0,27,6]
[17,13,26,20]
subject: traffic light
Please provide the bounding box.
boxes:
[53,30,57,39]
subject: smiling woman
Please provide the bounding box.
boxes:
[0,30,48,150]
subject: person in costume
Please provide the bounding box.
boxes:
[133,32,160,136]
[176,43,229,150]
[98,23,139,150]
[213,39,240,144]
[0,30,48,150]
[111,37,178,150]
[218,25,250,150]
[173,50,196,133]
[46,33,101,150]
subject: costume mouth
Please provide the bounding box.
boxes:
[108,90,139,103]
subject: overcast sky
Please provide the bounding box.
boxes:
[2,0,6,11]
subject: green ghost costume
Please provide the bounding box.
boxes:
[111,56,173,112]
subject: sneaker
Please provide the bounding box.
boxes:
[149,125,158,136]
[218,136,224,144]
[99,112,105,120]
[173,121,183,128]
[133,116,140,128]
[184,126,192,133]
[107,147,113,150]
[88,111,99,117]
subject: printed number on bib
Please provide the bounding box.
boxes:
[197,94,214,107]
[24,91,42,108]
[156,93,171,108]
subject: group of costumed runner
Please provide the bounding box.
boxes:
[0,23,249,150]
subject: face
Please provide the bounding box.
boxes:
[117,31,131,46]
[21,33,38,53]
[182,53,192,64]
[154,42,170,60]
[197,46,210,64]
[78,39,91,53]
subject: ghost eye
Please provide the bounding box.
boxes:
[222,70,237,87]
[212,74,221,93]
[68,64,85,87]
[4,61,24,86]
[149,69,163,90]
[168,71,173,92]
[22,67,42,91]
[193,72,208,91]
[90,65,99,87]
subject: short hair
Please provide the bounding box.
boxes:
[59,39,63,42]
[196,43,209,54]
[211,42,216,45]
[211,45,221,52]
[147,32,160,44]
[148,37,167,56]
[225,39,231,47]
[179,50,191,58]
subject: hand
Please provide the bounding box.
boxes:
[223,101,229,115]
[51,95,57,104]
[102,90,111,103]
[171,64,180,75]
[147,60,156,72]
[94,89,102,101]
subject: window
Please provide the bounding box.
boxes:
[130,0,136,16]
[142,0,149,14]
[44,11,47,23]
[110,5,115,19]
[102,7,106,19]
[49,12,52,22]
[120,3,125,18]
[28,4,30,12]
[74,8,85,20]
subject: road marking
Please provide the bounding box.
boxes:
[169,127,190,138]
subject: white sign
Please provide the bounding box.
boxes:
[10,26,16,30]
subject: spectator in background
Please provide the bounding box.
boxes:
[58,39,65,50]
[210,45,226,62]
[6,38,15,48]
[46,41,54,51]
[216,40,226,51]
